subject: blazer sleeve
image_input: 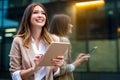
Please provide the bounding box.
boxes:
[9,37,22,74]
[59,37,73,76]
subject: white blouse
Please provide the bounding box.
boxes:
[31,38,46,80]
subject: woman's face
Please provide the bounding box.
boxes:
[30,5,46,28]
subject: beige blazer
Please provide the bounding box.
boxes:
[55,37,74,80]
[9,37,54,80]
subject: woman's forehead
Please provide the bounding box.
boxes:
[33,5,45,12]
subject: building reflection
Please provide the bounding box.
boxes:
[0,0,120,80]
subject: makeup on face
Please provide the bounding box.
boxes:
[30,5,46,27]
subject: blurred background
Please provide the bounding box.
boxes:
[0,0,120,80]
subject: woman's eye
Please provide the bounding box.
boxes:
[33,11,38,14]
[41,12,45,15]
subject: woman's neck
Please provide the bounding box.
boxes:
[31,28,42,49]
[31,27,42,41]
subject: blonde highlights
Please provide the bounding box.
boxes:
[15,3,53,47]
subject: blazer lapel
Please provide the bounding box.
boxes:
[25,43,35,67]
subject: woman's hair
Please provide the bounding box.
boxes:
[49,14,71,36]
[15,3,52,46]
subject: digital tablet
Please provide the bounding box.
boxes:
[38,42,70,66]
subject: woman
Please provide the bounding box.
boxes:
[9,3,64,80]
[49,14,90,80]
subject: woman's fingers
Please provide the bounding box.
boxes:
[34,54,43,65]
[77,53,90,59]
[77,53,86,59]
[33,54,44,71]
[78,54,90,64]
[51,56,64,66]
[52,60,64,66]
[75,54,90,64]
[56,56,64,59]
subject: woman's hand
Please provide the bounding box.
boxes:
[51,56,64,72]
[20,54,44,79]
[33,54,43,71]
[51,56,64,66]
[72,53,90,67]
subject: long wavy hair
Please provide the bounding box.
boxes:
[15,3,53,47]
[49,14,71,37]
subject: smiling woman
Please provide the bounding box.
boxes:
[9,3,64,80]
[30,5,46,29]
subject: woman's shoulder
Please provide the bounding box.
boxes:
[51,34,60,42]
[51,34,70,43]
[59,37,70,43]
[12,36,23,43]
[14,36,22,40]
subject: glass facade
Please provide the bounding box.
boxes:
[71,0,118,72]
[0,0,120,80]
